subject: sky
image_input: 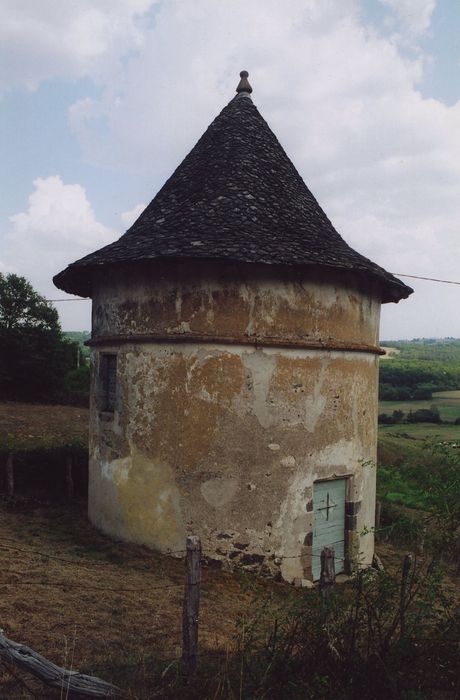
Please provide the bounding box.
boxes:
[0,0,459,340]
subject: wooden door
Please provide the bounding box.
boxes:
[312,479,346,581]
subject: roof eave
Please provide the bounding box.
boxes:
[52,256,414,303]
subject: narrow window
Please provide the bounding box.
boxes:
[101,354,117,412]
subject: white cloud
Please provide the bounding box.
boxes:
[120,203,146,228]
[1,176,117,329]
[379,0,437,38]
[0,0,156,92]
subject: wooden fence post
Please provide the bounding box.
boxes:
[182,535,201,682]
[65,453,74,500]
[319,546,335,625]
[6,453,14,497]
[399,554,412,638]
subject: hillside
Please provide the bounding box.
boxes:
[379,338,460,402]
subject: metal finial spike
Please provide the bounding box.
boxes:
[236,70,252,94]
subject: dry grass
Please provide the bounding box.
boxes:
[0,499,260,698]
[380,346,400,359]
[0,402,89,451]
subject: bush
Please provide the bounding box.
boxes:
[214,557,459,700]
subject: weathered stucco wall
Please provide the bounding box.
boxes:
[88,262,381,582]
[91,261,381,349]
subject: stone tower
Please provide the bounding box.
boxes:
[54,72,412,582]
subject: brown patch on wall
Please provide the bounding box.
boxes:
[91,260,381,348]
[125,351,245,471]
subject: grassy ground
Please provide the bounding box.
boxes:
[0,402,89,451]
[377,432,424,468]
[379,390,460,422]
[0,499,263,698]
[379,422,460,440]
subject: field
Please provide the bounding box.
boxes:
[379,389,460,423]
[380,346,400,359]
[379,422,460,440]
[0,402,89,451]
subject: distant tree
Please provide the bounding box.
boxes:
[379,383,400,401]
[413,386,433,400]
[409,408,442,424]
[378,413,391,424]
[0,273,79,402]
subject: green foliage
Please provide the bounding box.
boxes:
[378,409,405,424]
[63,331,91,360]
[204,560,459,699]
[379,339,460,405]
[383,338,460,363]
[0,273,59,331]
[378,467,429,510]
[0,273,84,403]
[378,433,460,562]
[378,406,442,425]
[408,442,460,545]
[406,406,441,423]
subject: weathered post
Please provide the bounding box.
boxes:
[182,535,201,682]
[65,453,74,500]
[6,453,14,497]
[399,554,412,638]
[319,546,335,625]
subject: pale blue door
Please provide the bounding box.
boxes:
[312,479,346,581]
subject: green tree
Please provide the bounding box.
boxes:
[0,273,59,331]
[0,273,78,402]
[392,409,405,423]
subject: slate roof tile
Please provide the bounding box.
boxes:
[54,90,412,303]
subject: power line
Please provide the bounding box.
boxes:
[393,273,460,286]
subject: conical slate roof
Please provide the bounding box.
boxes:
[54,74,412,303]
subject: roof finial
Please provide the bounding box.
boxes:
[236,70,252,94]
